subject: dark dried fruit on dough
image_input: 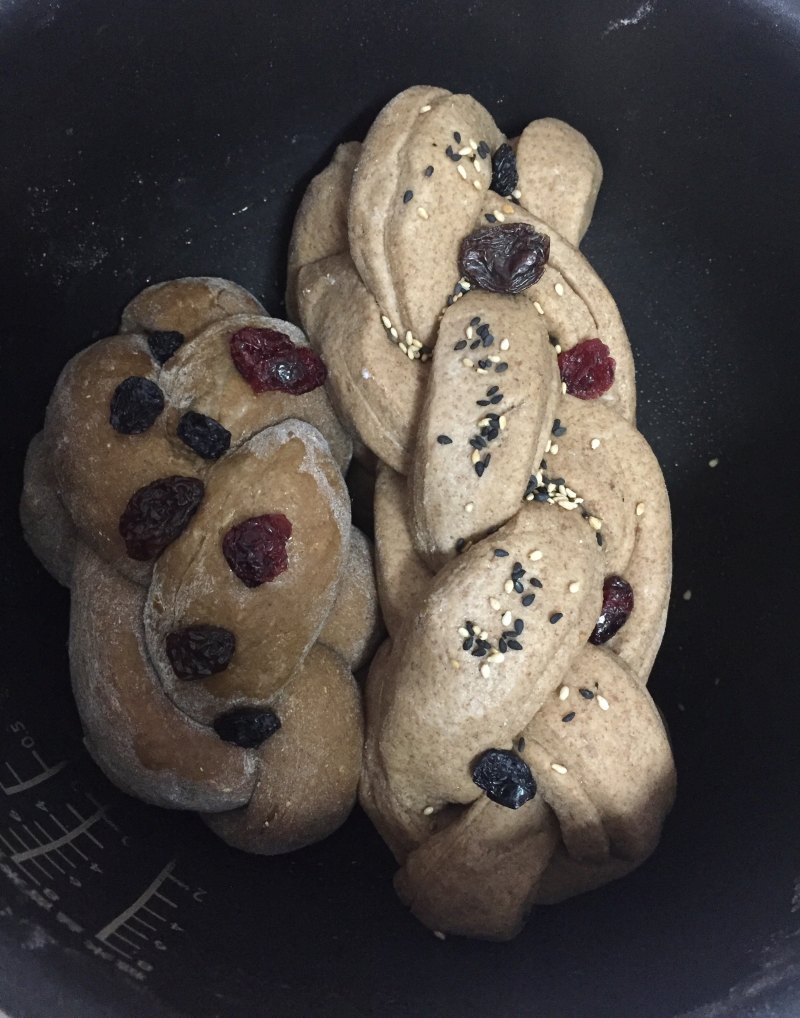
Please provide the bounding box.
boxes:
[177,411,231,460]
[229,327,327,395]
[222,513,292,587]
[109,376,165,435]
[213,707,281,749]
[119,476,204,560]
[490,142,518,197]
[589,575,634,645]
[166,624,236,679]
[558,339,616,400]
[147,330,185,365]
[472,748,537,809]
[459,224,550,295]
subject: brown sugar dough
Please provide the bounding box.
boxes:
[20,431,78,588]
[512,118,603,248]
[202,643,363,855]
[319,526,383,671]
[410,291,558,568]
[286,141,361,321]
[121,276,265,340]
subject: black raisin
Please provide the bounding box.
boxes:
[177,411,232,460]
[459,223,550,295]
[147,330,185,365]
[118,476,204,560]
[490,142,519,197]
[110,376,164,435]
[472,748,536,809]
[166,625,235,679]
[213,707,281,749]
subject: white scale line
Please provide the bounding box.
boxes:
[96,860,175,942]
[154,890,177,908]
[103,940,132,960]
[5,763,21,782]
[49,814,89,861]
[86,793,119,833]
[33,821,75,869]
[11,809,105,863]
[23,826,64,874]
[143,905,166,922]
[129,913,157,932]
[0,833,41,887]
[65,805,103,849]
[110,930,140,952]
[7,830,52,882]
[123,923,149,942]
[1,760,67,796]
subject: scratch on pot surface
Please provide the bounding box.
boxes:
[604,0,656,35]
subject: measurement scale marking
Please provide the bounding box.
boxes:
[11,808,105,862]
[1,760,67,796]
[96,861,175,943]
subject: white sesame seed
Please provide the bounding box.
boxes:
[434,930,446,940]
[390,327,399,339]
[561,381,567,394]
[545,438,552,453]
[411,338,422,349]
[480,630,488,640]
[488,354,501,363]
[461,278,471,289]
[458,627,470,638]
[423,805,434,815]
[708,457,719,468]
[466,326,474,339]
[550,443,559,455]
[554,282,565,296]
[591,438,601,450]
[597,695,610,711]
[512,188,522,199]
[473,179,482,190]
[559,685,570,700]
[588,516,603,531]
[569,581,580,593]
[461,357,474,368]
[421,353,430,362]
[551,763,568,775]
[476,367,488,374]
[420,104,432,113]
[417,207,429,220]
[499,415,507,429]
[504,580,514,594]
[488,652,505,664]
[473,158,482,173]
[381,315,391,329]
[636,502,645,516]
[457,164,468,179]
[465,502,474,514]
[529,550,543,561]
[478,417,490,427]
[458,146,472,156]
[405,330,413,343]
[480,663,492,679]
[501,610,512,626]
[500,338,510,351]
[494,210,506,223]
[399,342,408,354]
[565,487,577,499]
[533,301,544,315]
[407,347,415,360]
[471,449,481,464]
[469,137,478,150]
[489,596,501,610]
[683,589,692,601]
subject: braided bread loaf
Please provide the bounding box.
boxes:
[21,277,380,854]
[289,87,676,937]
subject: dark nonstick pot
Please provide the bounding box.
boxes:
[1,1,798,1015]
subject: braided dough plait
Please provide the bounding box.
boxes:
[291,87,675,937]
[21,277,381,854]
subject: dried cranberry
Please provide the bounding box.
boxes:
[177,411,231,460]
[222,513,292,587]
[147,330,185,365]
[459,224,550,295]
[229,327,327,395]
[166,624,235,679]
[558,339,616,400]
[119,476,204,560]
[213,707,281,749]
[589,575,634,645]
[472,748,536,809]
[109,376,164,435]
[490,143,518,197]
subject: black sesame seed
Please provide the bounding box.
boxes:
[446,145,460,161]
[437,434,453,445]
[483,453,491,467]
[579,688,595,700]
[507,639,523,651]
[475,461,486,478]
[472,646,486,657]
[494,548,509,557]
[540,459,548,470]
[455,283,465,295]
[562,712,576,723]
[477,324,490,337]
[453,131,462,143]
[534,491,550,502]
[478,141,490,159]
[455,538,466,554]
[463,637,474,651]
[469,437,487,449]
[530,578,543,588]
[403,189,413,203]
[514,619,524,635]
[596,532,604,546]
[476,398,490,407]
[470,338,482,350]
[454,339,467,350]
[495,362,509,373]
[517,735,526,752]
[482,333,494,347]
[550,613,564,624]
[490,394,503,405]
[553,425,567,437]
[521,594,535,606]
[513,580,524,594]
[498,638,508,653]
[512,561,524,576]
[470,316,481,327]
[425,164,434,176]
[485,214,497,224]
[549,335,560,347]
[446,295,454,306]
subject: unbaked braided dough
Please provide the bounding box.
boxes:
[21,277,381,854]
[289,86,676,938]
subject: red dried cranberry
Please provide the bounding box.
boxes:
[589,575,634,645]
[166,624,235,679]
[472,748,536,809]
[558,339,616,400]
[147,330,184,365]
[213,707,281,748]
[177,411,231,460]
[119,476,204,560]
[229,327,327,395]
[490,143,519,197]
[110,376,164,434]
[222,513,292,587]
[459,223,550,295]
